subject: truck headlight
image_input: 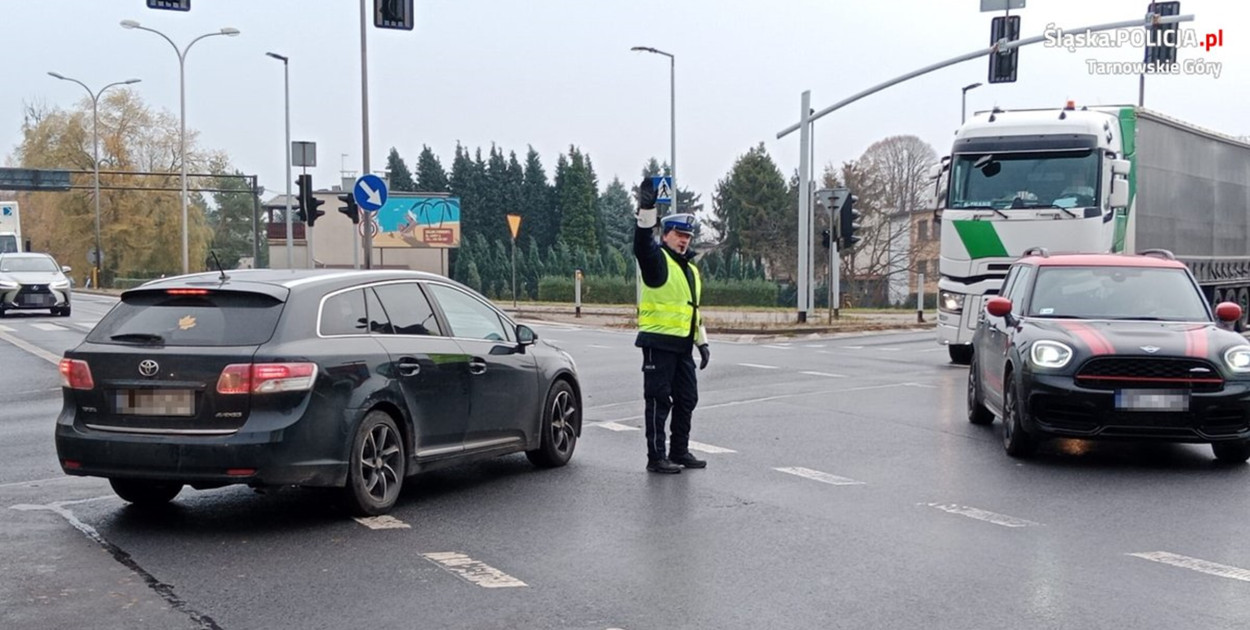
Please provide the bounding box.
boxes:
[1224,346,1250,373]
[939,291,965,313]
[1031,340,1073,369]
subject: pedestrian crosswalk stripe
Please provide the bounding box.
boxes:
[774,467,864,486]
[422,552,527,588]
[688,441,736,454]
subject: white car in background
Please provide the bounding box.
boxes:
[0,252,72,317]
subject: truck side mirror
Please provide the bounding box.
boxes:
[1110,159,1131,176]
[1109,178,1129,209]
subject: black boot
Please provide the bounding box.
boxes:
[646,458,682,474]
[670,452,707,469]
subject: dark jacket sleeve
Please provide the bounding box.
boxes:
[634,226,667,288]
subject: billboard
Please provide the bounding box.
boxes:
[372,195,461,248]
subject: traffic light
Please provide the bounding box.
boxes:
[839,193,862,251]
[821,228,831,249]
[988,15,1021,84]
[375,0,414,30]
[1144,2,1181,65]
[338,193,360,224]
[293,175,308,223]
[297,174,325,226]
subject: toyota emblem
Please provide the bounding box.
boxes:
[138,360,159,377]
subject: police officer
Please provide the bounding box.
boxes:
[633,177,710,474]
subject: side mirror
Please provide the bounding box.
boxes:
[1215,302,1242,324]
[1109,178,1129,209]
[1110,159,1132,176]
[986,296,1013,318]
[516,324,537,346]
[62,265,72,274]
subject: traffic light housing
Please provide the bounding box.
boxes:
[1144,2,1181,65]
[338,193,360,224]
[821,228,831,249]
[988,15,1021,84]
[293,175,308,223]
[838,193,862,251]
[297,174,324,226]
[375,0,414,30]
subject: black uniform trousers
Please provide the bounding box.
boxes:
[642,346,699,461]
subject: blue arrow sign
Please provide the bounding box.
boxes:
[354,174,389,212]
[651,176,673,204]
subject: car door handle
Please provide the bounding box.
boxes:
[397,360,421,377]
[468,358,487,375]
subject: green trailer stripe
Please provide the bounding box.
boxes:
[953,221,1009,258]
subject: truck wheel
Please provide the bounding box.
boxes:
[948,345,973,365]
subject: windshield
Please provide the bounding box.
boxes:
[1027,266,1210,321]
[949,150,1099,210]
[0,256,57,272]
[0,235,16,254]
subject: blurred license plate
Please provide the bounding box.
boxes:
[1115,389,1189,412]
[116,389,195,416]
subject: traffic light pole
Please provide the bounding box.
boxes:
[777,12,1192,322]
[359,0,373,269]
[831,240,840,321]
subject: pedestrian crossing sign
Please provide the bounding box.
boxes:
[651,176,673,204]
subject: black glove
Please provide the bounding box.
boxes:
[697,344,710,370]
[638,177,657,210]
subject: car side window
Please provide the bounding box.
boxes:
[1007,266,1034,315]
[426,283,509,341]
[372,283,443,336]
[321,289,368,336]
[365,288,394,334]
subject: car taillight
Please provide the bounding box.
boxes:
[217,362,318,394]
[59,358,94,390]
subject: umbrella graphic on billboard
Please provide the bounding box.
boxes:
[372,196,462,248]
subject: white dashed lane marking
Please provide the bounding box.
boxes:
[30,323,68,332]
[801,371,846,378]
[737,363,779,370]
[588,344,612,349]
[75,321,98,330]
[688,441,736,454]
[0,324,14,332]
[774,467,865,486]
[422,552,527,588]
[922,503,1041,528]
[762,344,792,350]
[353,515,411,530]
[590,421,638,432]
[1129,552,1250,582]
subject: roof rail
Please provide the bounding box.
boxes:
[1138,248,1176,260]
[1022,246,1050,258]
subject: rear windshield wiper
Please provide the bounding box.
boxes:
[109,332,166,345]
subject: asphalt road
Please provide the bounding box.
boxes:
[4,294,1250,629]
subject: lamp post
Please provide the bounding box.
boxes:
[121,19,240,276]
[265,52,294,270]
[47,72,141,289]
[629,46,676,211]
[961,82,982,124]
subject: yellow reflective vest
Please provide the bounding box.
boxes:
[638,250,702,338]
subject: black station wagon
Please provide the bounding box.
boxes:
[55,269,581,515]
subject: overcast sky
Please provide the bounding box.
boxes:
[2,0,1246,217]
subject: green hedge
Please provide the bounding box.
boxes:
[536,275,780,307]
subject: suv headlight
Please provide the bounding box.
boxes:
[51,279,71,289]
[1224,346,1250,373]
[939,291,965,313]
[0,279,17,290]
[1030,340,1073,369]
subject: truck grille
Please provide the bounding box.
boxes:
[1075,357,1224,393]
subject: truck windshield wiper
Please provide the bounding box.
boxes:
[109,332,166,345]
[957,205,1009,218]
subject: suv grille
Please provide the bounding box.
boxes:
[1075,357,1224,393]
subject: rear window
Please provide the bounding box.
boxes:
[87,291,285,346]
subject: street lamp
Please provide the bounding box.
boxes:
[630,46,676,211]
[265,52,294,270]
[47,72,141,289]
[120,19,240,275]
[961,82,982,125]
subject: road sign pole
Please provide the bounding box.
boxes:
[359,0,373,269]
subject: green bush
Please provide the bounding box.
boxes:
[537,275,635,304]
[702,278,779,306]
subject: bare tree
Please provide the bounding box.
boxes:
[823,135,936,306]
